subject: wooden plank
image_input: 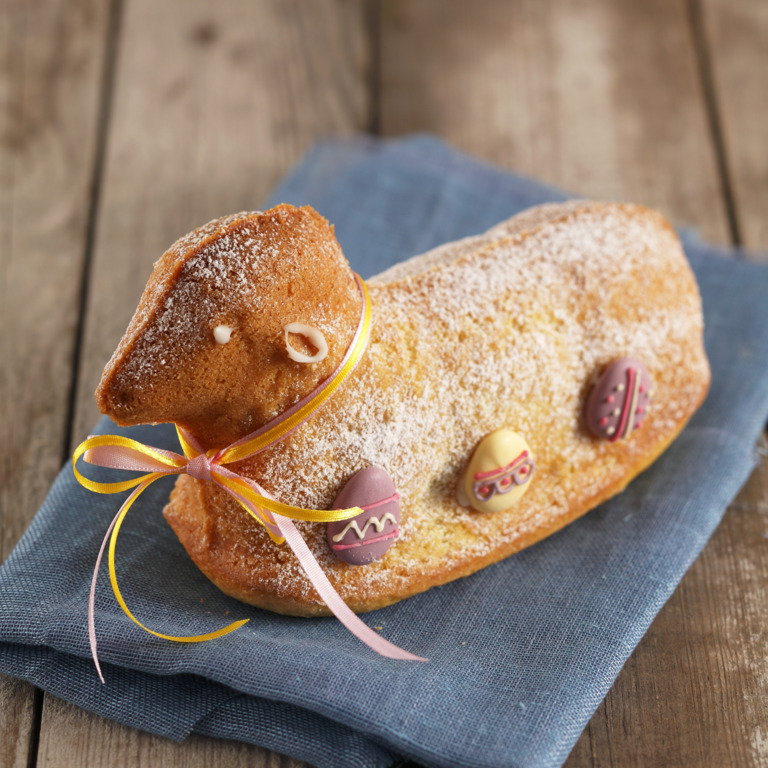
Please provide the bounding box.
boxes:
[701,0,768,253]
[0,0,111,766]
[0,678,37,768]
[571,1,768,765]
[570,0,768,763]
[37,696,308,768]
[380,0,729,243]
[568,451,768,767]
[71,0,370,443]
[378,0,766,766]
[39,0,369,766]
[0,0,110,583]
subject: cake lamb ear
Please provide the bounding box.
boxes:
[283,323,329,363]
[95,204,362,449]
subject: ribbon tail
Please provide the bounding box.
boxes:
[221,484,285,544]
[90,475,249,683]
[88,479,154,683]
[214,468,361,529]
[274,516,427,662]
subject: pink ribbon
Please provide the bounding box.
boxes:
[81,274,426,678]
[86,435,426,680]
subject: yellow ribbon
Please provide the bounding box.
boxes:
[108,478,249,644]
[73,433,364,533]
[217,276,372,464]
[75,275,372,675]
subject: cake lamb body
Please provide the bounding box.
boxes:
[95,202,710,616]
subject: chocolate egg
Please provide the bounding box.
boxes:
[327,467,401,566]
[457,429,535,513]
[586,357,652,441]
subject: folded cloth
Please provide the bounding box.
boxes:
[1,135,768,768]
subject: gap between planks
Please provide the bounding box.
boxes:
[686,0,742,246]
[28,0,125,767]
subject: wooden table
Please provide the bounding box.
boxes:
[1,1,766,766]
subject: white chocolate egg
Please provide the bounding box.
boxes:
[457,429,535,513]
[213,324,233,345]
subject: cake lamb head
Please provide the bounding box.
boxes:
[96,204,362,450]
[91,200,710,619]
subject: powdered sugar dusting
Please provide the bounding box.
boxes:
[102,212,262,376]
[111,216,283,389]
[185,202,710,608]
[100,208,359,437]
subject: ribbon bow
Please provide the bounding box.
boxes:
[74,275,426,681]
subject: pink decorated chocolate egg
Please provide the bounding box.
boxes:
[327,467,401,566]
[586,357,652,441]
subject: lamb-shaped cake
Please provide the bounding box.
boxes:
[94,202,710,616]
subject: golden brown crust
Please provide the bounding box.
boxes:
[162,391,704,617]
[96,205,361,448]
[99,201,711,616]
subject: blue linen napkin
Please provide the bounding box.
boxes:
[1,135,768,768]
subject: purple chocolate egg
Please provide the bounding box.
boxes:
[586,357,652,441]
[327,467,401,566]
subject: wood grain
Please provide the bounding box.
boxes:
[702,0,768,253]
[37,695,309,768]
[39,0,369,766]
[378,1,766,766]
[70,0,370,444]
[566,1,768,764]
[0,678,37,768]
[0,0,109,584]
[379,0,729,243]
[568,0,768,763]
[0,0,111,766]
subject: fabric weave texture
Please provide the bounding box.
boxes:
[1,135,768,768]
